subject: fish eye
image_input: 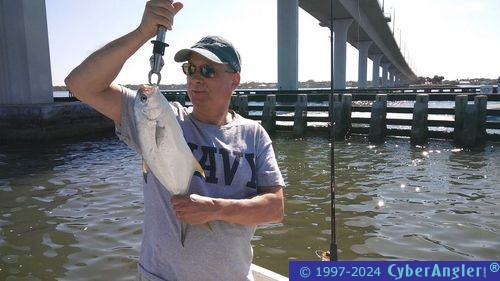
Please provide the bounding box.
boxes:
[140,94,148,103]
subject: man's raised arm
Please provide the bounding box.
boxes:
[64,0,183,124]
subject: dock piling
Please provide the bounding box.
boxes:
[328,94,335,140]
[462,104,479,147]
[411,94,429,145]
[262,94,277,133]
[330,94,352,140]
[238,95,249,119]
[474,95,488,146]
[368,94,387,143]
[293,94,307,136]
[454,95,467,144]
[230,95,239,112]
[454,95,487,147]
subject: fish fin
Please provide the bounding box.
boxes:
[142,160,148,183]
[181,222,188,247]
[193,158,206,178]
[180,223,212,247]
[203,222,213,232]
[155,121,168,147]
[155,123,167,148]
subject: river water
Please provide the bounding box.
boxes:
[1,133,499,280]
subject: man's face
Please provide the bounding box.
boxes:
[185,53,240,112]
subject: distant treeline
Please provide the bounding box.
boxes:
[53,77,499,91]
[415,76,499,86]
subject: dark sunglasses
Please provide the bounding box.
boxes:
[182,63,235,79]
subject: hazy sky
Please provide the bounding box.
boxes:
[45,0,500,86]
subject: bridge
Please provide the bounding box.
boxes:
[278,0,417,90]
[0,0,417,105]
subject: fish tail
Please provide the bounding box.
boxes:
[142,160,148,183]
[193,158,206,178]
[180,223,212,246]
[203,222,213,232]
[181,222,188,247]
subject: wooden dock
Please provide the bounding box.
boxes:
[164,86,500,147]
[53,86,500,147]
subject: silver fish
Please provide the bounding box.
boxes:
[133,85,208,246]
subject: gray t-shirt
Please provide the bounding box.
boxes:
[115,86,285,281]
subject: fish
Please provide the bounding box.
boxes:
[133,85,208,246]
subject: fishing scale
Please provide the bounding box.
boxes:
[149,25,168,85]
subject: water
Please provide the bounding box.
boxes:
[1,133,499,280]
[53,91,71,98]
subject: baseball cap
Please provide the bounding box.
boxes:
[174,35,241,72]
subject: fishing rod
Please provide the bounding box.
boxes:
[328,0,338,262]
[317,0,338,262]
[316,0,339,260]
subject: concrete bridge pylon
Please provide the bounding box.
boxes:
[0,0,52,105]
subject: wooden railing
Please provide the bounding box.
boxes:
[54,86,500,147]
[164,87,500,147]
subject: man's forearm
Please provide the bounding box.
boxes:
[172,187,285,226]
[214,187,284,225]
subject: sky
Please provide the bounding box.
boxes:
[45,0,500,86]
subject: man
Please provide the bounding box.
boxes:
[65,1,285,280]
